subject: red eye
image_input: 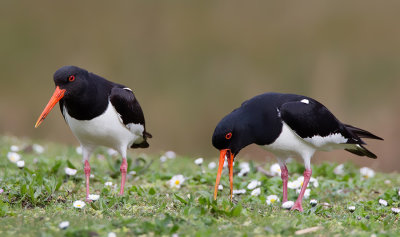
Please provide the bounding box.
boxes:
[225,132,232,139]
[68,75,75,82]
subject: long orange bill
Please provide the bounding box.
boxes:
[227,149,234,201]
[213,149,235,201]
[35,86,66,128]
[213,149,227,200]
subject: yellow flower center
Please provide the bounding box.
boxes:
[277,168,281,172]
[271,199,276,203]
[175,180,180,185]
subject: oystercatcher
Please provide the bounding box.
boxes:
[212,92,382,211]
[35,66,152,201]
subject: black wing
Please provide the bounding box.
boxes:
[110,87,152,148]
[279,100,357,141]
[279,99,380,158]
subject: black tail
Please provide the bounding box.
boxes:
[345,124,383,140]
[345,144,377,159]
[343,125,382,159]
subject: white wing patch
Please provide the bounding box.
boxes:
[300,99,309,104]
[304,133,348,147]
[123,88,132,92]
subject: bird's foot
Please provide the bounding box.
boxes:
[290,201,303,212]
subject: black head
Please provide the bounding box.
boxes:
[35,66,90,128]
[212,111,253,156]
[53,65,90,99]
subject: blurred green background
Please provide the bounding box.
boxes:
[0,1,398,171]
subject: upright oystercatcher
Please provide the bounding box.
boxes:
[212,92,382,211]
[35,66,152,201]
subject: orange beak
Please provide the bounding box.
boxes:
[35,86,66,128]
[213,149,234,201]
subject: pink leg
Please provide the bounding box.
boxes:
[291,169,312,212]
[280,165,289,203]
[84,160,91,202]
[119,158,128,195]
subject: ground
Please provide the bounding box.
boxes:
[0,136,399,236]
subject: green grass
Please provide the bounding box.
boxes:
[0,136,399,236]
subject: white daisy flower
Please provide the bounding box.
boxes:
[247,180,261,190]
[379,199,388,206]
[208,162,217,169]
[266,195,279,205]
[73,200,86,209]
[384,180,391,185]
[65,167,77,176]
[168,175,185,189]
[232,189,246,195]
[32,144,44,154]
[288,180,302,189]
[10,145,20,152]
[165,151,176,159]
[360,167,375,179]
[76,146,82,155]
[251,187,261,196]
[107,148,118,156]
[310,177,319,188]
[108,232,117,237]
[238,162,250,177]
[194,158,204,165]
[334,164,345,175]
[310,199,318,207]
[59,221,70,229]
[7,152,21,163]
[129,171,136,176]
[282,201,294,209]
[16,160,25,168]
[218,185,223,190]
[160,155,167,163]
[270,163,282,176]
[296,176,319,188]
[105,181,113,186]
[391,207,400,214]
[296,188,311,199]
[88,194,100,201]
[0,188,4,194]
[90,174,95,178]
[348,205,356,212]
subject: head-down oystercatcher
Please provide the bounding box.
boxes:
[35,65,152,201]
[212,92,382,211]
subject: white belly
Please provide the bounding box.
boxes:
[262,122,316,159]
[63,102,144,153]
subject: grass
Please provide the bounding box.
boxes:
[0,136,399,236]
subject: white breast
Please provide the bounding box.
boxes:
[63,101,144,154]
[263,122,315,159]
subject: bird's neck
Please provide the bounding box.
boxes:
[62,86,110,120]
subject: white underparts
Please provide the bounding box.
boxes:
[63,101,144,158]
[262,122,315,169]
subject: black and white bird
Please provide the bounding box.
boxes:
[35,65,152,201]
[212,92,382,211]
